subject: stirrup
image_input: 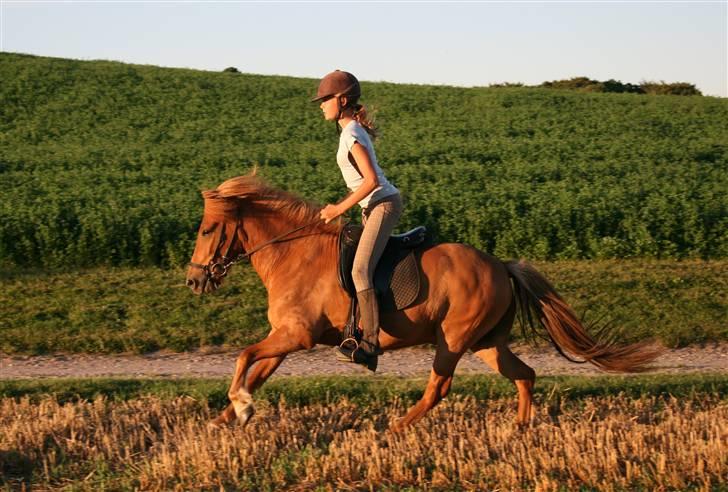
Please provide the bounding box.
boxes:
[338,337,360,362]
[335,338,378,372]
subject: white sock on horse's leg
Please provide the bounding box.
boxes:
[231,387,255,424]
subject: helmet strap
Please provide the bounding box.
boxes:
[335,95,345,135]
[337,96,346,120]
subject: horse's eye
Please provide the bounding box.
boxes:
[201,223,218,236]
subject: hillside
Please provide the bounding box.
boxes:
[1,52,726,267]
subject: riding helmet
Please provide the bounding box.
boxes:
[311,70,361,102]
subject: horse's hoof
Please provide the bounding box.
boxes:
[390,418,406,433]
[516,421,530,431]
[208,420,223,430]
[208,415,233,430]
[238,404,255,426]
[231,388,255,424]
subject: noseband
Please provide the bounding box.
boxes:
[189,217,323,282]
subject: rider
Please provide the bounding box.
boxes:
[312,70,402,371]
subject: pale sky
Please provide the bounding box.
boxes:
[1,1,726,97]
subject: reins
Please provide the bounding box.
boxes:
[189,217,323,280]
[243,217,324,258]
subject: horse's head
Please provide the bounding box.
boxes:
[186,192,245,295]
[186,172,338,294]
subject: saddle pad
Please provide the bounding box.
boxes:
[379,250,420,312]
[337,224,425,313]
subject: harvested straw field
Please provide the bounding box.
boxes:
[2,393,725,491]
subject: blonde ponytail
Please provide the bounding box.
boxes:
[352,104,379,140]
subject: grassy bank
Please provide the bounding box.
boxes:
[1,259,726,354]
[1,373,726,407]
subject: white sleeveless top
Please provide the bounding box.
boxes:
[336,120,399,208]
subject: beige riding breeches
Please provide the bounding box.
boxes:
[352,193,403,292]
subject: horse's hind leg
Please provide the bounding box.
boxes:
[209,355,286,428]
[472,342,536,426]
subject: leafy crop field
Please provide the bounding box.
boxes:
[1,52,727,268]
[1,375,726,491]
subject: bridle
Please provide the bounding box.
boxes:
[188,216,323,282]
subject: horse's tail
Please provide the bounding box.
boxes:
[504,259,662,373]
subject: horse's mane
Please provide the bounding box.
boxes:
[202,173,340,234]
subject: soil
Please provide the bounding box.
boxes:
[1,343,726,380]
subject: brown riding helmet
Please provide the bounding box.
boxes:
[311,70,361,102]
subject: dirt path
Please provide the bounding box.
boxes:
[1,343,726,379]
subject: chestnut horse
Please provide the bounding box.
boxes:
[186,174,659,430]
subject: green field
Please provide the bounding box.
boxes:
[1,53,726,356]
[1,260,725,354]
[1,52,727,269]
[1,373,726,407]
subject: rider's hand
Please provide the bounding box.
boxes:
[320,204,342,224]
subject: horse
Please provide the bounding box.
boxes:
[185,173,660,430]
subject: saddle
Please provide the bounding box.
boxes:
[337,223,430,313]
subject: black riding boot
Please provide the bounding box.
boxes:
[335,288,381,372]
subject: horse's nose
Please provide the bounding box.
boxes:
[186,278,197,289]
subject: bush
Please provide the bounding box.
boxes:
[640,81,702,96]
[540,76,701,96]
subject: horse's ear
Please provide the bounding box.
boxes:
[250,165,258,177]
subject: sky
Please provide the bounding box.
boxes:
[1,1,726,97]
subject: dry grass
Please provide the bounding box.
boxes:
[1,395,725,491]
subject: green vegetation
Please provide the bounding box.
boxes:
[1,54,725,356]
[1,260,725,354]
[1,52,727,269]
[1,373,725,407]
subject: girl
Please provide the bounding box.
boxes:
[312,70,402,371]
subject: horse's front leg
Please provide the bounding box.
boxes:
[226,327,311,425]
[209,355,286,428]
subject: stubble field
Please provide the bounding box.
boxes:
[1,376,726,491]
